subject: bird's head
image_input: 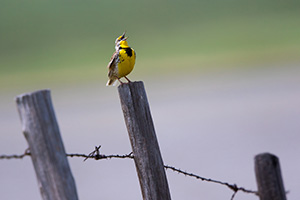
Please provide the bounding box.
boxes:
[115,32,129,49]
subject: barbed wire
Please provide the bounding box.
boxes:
[0,148,31,159]
[164,165,258,199]
[0,146,258,199]
[67,145,134,161]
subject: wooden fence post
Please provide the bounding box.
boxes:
[118,81,172,200]
[255,153,286,200]
[16,90,78,200]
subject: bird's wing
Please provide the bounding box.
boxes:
[107,51,118,70]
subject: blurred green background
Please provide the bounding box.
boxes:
[1,0,300,90]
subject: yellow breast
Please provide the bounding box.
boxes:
[117,47,136,78]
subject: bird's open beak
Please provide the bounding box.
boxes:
[124,36,128,40]
[121,31,126,38]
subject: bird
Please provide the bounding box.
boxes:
[106,32,136,86]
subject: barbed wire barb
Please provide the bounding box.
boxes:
[230,190,238,200]
[65,145,134,161]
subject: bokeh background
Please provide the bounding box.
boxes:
[1,1,300,199]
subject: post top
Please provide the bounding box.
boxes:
[117,81,144,89]
[15,89,51,103]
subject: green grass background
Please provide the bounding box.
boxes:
[1,0,300,89]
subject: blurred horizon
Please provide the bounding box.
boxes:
[1,0,300,89]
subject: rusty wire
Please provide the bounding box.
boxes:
[164,165,258,199]
[0,148,31,159]
[0,146,258,199]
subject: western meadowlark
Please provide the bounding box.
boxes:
[106,32,136,86]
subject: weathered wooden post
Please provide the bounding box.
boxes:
[118,81,171,200]
[255,153,286,200]
[16,90,78,200]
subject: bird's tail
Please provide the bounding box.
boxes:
[106,78,117,86]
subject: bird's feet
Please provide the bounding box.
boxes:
[124,76,131,83]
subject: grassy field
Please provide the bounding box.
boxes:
[1,0,300,88]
